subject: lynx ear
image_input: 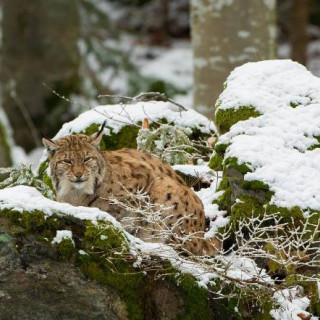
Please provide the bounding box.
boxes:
[91,120,106,149]
[42,137,59,156]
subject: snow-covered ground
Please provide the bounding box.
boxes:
[271,286,318,320]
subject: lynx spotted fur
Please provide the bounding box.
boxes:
[43,125,220,255]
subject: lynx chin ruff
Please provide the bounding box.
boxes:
[43,123,220,255]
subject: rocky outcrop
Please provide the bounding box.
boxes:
[212,60,320,221]
[0,186,241,320]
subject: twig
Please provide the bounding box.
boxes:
[98,92,188,112]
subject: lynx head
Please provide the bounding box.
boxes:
[42,122,106,198]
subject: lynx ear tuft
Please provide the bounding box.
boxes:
[91,120,106,149]
[42,137,59,156]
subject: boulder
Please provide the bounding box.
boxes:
[212,60,320,223]
[0,185,240,320]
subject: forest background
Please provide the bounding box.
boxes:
[0,0,317,165]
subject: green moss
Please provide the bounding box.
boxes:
[225,157,252,174]
[242,180,273,200]
[86,123,139,151]
[308,136,320,151]
[215,106,261,134]
[55,238,75,259]
[177,274,213,320]
[160,263,213,320]
[215,180,232,212]
[265,204,304,221]
[80,221,150,320]
[37,160,54,192]
[209,151,223,171]
[1,209,46,233]
[214,172,232,211]
[80,224,146,320]
[83,221,129,252]
[242,180,270,192]
[230,196,265,226]
[302,281,319,315]
[290,102,299,108]
[215,142,229,153]
[0,119,12,166]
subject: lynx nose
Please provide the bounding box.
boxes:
[74,173,83,181]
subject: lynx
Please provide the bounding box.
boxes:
[42,123,220,255]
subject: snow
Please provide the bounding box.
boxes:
[197,185,229,237]
[238,30,250,39]
[270,286,318,320]
[53,101,216,140]
[222,254,272,283]
[52,230,74,245]
[172,164,229,235]
[128,236,217,288]
[0,185,121,227]
[217,60,320,211]
[0,185,219,287]
[140,47,193,90]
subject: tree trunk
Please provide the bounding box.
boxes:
[190,0,277,119]
[290,0,309,65]
[1,0,80,152]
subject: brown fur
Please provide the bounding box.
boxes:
[43,131,220,255]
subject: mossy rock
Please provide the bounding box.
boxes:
[0,205,237,319]
[208,151,223,171]
[54,238,75,259]
[0,201,280,320]
[215,106,260,134]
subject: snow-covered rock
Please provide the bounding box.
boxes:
[0,185,233,319]
[213,59,320,218]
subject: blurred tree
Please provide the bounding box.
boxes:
[310,0,320,26]
[1,0,80,152]
[290,0,309,65]
[190,0,277,118]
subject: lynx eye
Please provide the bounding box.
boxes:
[62,159,72,164]
[84,157,93,163]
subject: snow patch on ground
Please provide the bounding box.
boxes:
[52,230,74,245]
[270,286,318,320]
[140,47,193,90]
[0,185,121,227]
